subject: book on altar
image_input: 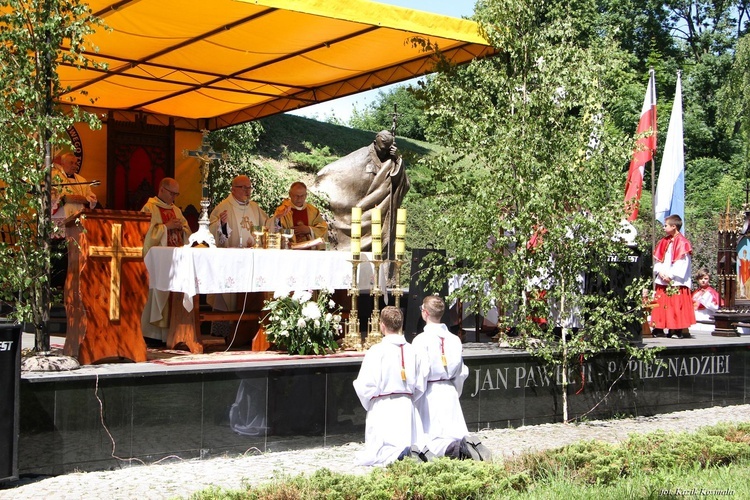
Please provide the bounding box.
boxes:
[291,237,324,250]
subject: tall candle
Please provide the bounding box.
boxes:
[397,208,406,224]
[351,237,361,257]
[371,208,381,224]
[351,207,362,224]
[395,239,405,257]
[372,219,381,236]
[372,237,382,256]
[351,207,362,250]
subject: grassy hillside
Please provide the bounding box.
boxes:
[257,113,435,160]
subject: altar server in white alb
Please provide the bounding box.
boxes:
[412,295,470,458]
[353,306,426,466]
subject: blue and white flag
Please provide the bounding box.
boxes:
[654,72,685,230]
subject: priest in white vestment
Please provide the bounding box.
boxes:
[412,295,470,457]
[209,175,271,250]
[140,178,192,342]
[208,175,272,313]
[353,306,426,466]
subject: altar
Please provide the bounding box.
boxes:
[144,247,381,352]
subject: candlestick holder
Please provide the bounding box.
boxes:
[363,257,384,349]
[390,257,405,308]
[187,197,216,248]
[341,258,362,351]
[363,312,382,350]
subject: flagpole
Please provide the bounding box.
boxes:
[654,71,685,230]
[647,68,657,261]
[651,155,656,259]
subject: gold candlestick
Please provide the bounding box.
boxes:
[391,258,404,309]
[393,207,406,307]
[364,309,382,350]
[342,259,362,351]
[363,257,383,349]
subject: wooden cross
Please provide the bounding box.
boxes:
[391,103,400,141]
[89,223,142,321]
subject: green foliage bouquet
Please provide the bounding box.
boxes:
[262,289,342,355]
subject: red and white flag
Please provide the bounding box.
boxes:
[624,69,657,221]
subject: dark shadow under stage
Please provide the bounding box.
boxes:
[18,331,750,476]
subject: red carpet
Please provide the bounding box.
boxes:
[148,348,364,365]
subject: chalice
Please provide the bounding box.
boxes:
[252,224,266,248]
[281,228,294,249]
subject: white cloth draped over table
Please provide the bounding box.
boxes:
[144,248,384,312]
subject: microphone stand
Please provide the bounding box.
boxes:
[51,180,101,187]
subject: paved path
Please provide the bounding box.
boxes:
[2,404,749,500]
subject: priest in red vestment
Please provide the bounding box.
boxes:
[140,178,191,343]
[273,182,328,249]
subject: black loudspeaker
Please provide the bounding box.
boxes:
[0,322,21,483]
[586,249,649,343]
[404,249,450,341]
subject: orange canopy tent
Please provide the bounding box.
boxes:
[60,0,494,131]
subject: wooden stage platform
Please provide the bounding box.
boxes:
[18,330,750,476]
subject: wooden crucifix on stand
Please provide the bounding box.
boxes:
[183,130,229,247]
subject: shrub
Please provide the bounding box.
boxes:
[191,422,750,499]
[284,141,338,173]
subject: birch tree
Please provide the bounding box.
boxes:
[416,0,659,422]
[0,0,101,350]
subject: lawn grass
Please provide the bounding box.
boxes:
[508,463,749,499]
[189,423,750,499]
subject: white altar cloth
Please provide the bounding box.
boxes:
[144,247,380,312]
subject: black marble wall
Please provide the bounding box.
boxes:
[462,346,747,430]
[18,344,748,475]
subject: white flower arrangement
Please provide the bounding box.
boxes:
[263,289,342,355]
